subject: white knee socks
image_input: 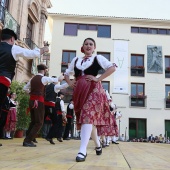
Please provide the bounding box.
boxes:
[78,124,92,158]
[91,126,101,147]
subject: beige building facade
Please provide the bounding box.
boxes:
[0,0,52,82]
[48,13,170,140]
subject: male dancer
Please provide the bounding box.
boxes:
[0,28,48,146]
[55,92,66,142]
[63,99,74,140]
[23,64,63,147]
[45,82,68,144]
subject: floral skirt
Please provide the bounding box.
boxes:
[73,75,118,136]
[4,108,17,131]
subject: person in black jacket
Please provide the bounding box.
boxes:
[63,99,74,140]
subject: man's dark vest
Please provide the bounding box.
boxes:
[74,57,102,78]
[30,75,44,96]
[45,83,57,102]
[55,98,61,111]
[67,103,74,118]
[0,42,16,80]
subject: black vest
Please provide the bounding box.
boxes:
[67,103,74,117]
[55,98,61,111]
[0,42,16,80]
[45,83,57,102]
[74,57,102,78]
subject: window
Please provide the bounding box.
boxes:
[165,85,170,108]
[97,52,110,74]
[131,54,144,77]
[97,25,111,38]
[64,23,78,36]
[159,29,167,35]
[131,27,139,33]
[60,80,73,103]
[139,27,148,33]
[79,24,87,30]
[24,17,34,49]
[149,28,158,34]
[101,81,110,93]
[130,83,146,107]
[26,17,33,38]
[88,25,97,30]
[61,50,76,73]
[165,56,170,78]
[131,27,169,35]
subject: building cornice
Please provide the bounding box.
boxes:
[49,13,170,26]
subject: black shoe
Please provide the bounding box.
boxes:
[57,138,63,142]
[112,141,119,144]
[46,138,55,145]
[76,152,87,162]
[96,147,102,155]
[23,142,36,147]
[32,139,38,143]
[63,138,70,140]
[0,143,2,146]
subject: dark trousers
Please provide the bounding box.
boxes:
[24,100,45,143]
[56,114,63,138]
[63,117,73,139]
[45,105,58,139]
[0,83,8,112]
[0,110,8,138]
[0,84,9,138]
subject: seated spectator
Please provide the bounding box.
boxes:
[148,134,155,143]
[158,134,163,143]
[120,134,125,141]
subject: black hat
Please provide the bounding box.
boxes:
[58,91,64,97]
[37,64,48,71]
[1,28,17,40]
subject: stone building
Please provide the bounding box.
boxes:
[0,0,52,82]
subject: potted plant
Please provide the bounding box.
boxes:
[10,81,30,138]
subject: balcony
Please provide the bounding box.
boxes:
[131,66,145,77]
[0,5,20,39]
[130,95,147,107]
[23,38,39,50]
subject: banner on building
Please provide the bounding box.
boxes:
[113,40,129,94]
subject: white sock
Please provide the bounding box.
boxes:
[106,136,110,144]
[91,126,100,147]
[77,124,92,158]
[101,135,106,145]
[112,135,117,142]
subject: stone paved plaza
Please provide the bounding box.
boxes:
[0,138,170,170]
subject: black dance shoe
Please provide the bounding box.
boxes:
[23,142,36,147]
[45,138,55,144]
[0,143,2,146]
[57,138,63,142]
[112,141,119,144]
[32,139,38,143]
[63,138,70,140]
[95,146,102,155]
[76,152,87,162]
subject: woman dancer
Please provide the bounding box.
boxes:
[64,38,117,162]
[4,92,17,139]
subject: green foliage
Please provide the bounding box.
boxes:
[10,81,30,130]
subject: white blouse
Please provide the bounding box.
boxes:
[64,55,113,76]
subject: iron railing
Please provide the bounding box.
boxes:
[0,5,20,39]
